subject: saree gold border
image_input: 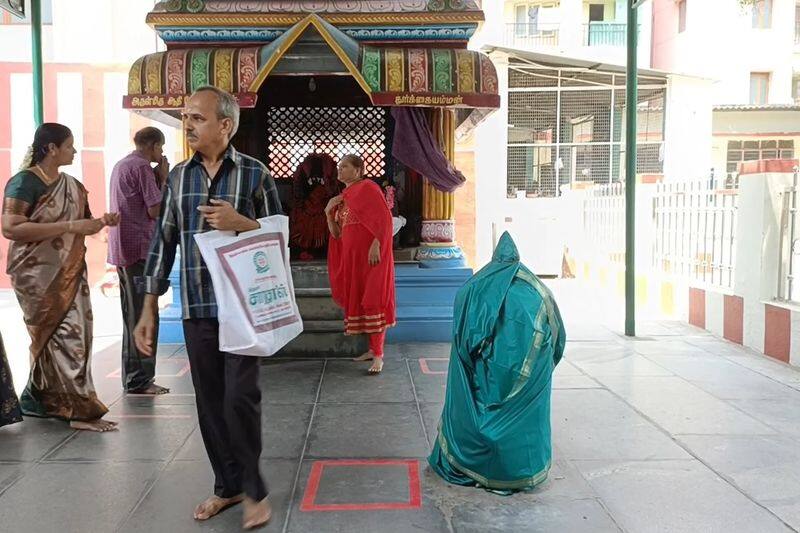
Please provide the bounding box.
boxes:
[247,14,373,99]
[436,427,551,490]
[506,269,562,400]
[146,12,484,27]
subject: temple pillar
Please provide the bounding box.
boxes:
[416,108,467,268]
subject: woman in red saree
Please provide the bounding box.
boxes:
[1,123,119,432]
[326,155,395,374]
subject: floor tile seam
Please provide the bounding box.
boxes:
[682,334,800,388]
[113,422,201,533]
[580,380,797,531]
[406,359,431,448]
[281,358,327,533]
[0,466,30,499]
[626,351,794,435]
[721,354,800,394]
[314,401,420,406]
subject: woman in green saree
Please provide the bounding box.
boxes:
[429,232,566,493]
[1,123,119,432]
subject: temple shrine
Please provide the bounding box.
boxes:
[123,0,499,348]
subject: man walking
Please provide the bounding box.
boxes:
[134,86,280,529]
[108,127,170,395]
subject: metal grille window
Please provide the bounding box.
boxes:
[726,139,794,174]
[265,106,390,179]
[507,65,667,197]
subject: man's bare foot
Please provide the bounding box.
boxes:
[353,351,374,362]
[193,494,245,521]
[368,357,384,375]
[242,496,272,530]
[70,419,118,432]
[128,383,170,395]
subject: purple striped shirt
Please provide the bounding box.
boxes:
[107,151,163,267]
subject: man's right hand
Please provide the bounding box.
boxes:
[155,156,170,184]
[134,305,158,357]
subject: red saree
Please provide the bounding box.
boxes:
[328,179,396,335]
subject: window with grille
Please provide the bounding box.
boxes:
[265,106,390,180]
[726,140,795,173]
[507,66,666,197]
[750,72,770,104]
[678,0,687,33]
[752,0,772,29]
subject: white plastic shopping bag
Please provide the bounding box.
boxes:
[194,215,303,356]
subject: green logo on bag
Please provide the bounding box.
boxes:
[253,251,270,274]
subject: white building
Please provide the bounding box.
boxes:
[650,0,800,180]
[466,0,712,272]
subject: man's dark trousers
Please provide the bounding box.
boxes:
[118,261,158,391]
[183,318,268,501]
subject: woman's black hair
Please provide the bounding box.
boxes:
[29,123,73,166]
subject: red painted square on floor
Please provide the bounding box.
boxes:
[419,358,449,375]
[764,304,791,363]
[300,459,422,512]
[723,295,744,345]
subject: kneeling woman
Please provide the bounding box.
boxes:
[325,155,395,374]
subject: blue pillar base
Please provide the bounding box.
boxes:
[157,250,185,344]
[388,262,473,343]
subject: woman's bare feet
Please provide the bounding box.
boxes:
[353,350,374,362]
[242,496,272,530]
[70,419,118,432]
[193,494,245,521]
[368,357,384,374]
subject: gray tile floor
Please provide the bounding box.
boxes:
[3,289,800,531]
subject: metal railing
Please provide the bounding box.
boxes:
[653,180,738,289]
[584,22,629,47]
[583,183,626,265]
[505,23,560,49]
[777,167,800,301]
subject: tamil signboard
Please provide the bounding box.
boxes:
[0,0,24,18]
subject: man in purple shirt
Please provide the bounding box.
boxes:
[108,127,170,395]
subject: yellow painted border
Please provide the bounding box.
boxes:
[247,14,373,100]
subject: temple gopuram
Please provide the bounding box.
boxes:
[123,0,499,348]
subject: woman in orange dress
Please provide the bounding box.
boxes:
[325,155,395,374]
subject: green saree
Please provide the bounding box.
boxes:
[429,232,565,493]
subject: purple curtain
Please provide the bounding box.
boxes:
[391,107,466,193]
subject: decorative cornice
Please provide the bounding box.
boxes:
[146,12,484,28]
[156,25,476,43]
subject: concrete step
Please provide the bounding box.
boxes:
[277,330,368,357]
[291,263,330,289]
[295,288,342,321]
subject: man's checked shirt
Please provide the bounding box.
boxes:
[142,144,282,319]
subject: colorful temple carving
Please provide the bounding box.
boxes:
[124,0,499,343]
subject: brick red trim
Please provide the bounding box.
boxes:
[764,304,791,363]
[723,295,744,345]
[739,159,799,175]
[689,287,706,329]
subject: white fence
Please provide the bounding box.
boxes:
[653,181,738,289]
[575,179,738,290]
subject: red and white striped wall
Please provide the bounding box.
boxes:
[0,62,180,289]
[689,287,800,365]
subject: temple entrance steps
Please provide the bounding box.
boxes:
[277,262,368,357]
